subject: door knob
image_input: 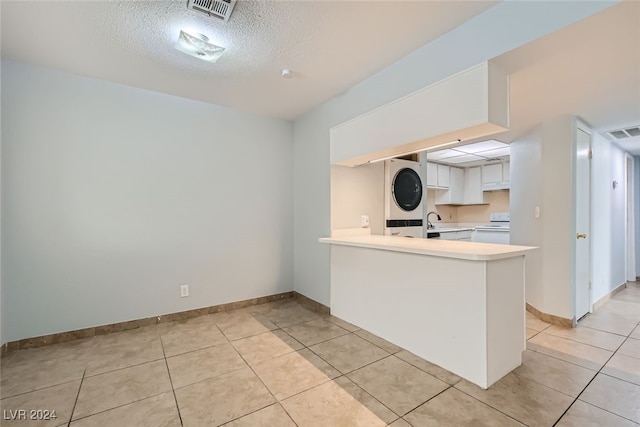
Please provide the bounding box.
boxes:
[576,233,587,239]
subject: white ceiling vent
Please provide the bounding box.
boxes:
[187,0,237,22]
[607,126,640,140]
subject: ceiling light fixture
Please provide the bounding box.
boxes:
[368,139,462,164]
[174,30,225,63]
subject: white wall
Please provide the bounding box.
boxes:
[591,133,628,302]
[1,61,293,342]
[292,1,616,306]
[511,116,578,320]
[541,116,576,319]
[636,156,640,276]
[509,127,543,308]
[330,164,384,235]
[0,59,3,346]
[512,123,631,318]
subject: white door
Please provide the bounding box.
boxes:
[626,155,636,281]
[575,128,591,320]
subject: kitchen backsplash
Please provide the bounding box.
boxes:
[427,189,509,224]
[425,190,457,222]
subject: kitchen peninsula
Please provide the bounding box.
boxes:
[319,234,536,389]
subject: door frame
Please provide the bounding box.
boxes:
[626,154,636,282]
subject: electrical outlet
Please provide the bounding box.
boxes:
[535,206,541,219]
[180,284,189,298]
[361,215,370,227]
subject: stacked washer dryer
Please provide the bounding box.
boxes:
[384,159,424,237]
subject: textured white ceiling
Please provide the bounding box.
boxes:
[3,0,638,152]
[0,0,496,120]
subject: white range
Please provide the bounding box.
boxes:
[475,212,510,244]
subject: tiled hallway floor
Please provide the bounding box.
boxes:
[1,282,639,426]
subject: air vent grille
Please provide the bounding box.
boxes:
[627,127,640,137]
[607,126,640,140]
[187,0,237,21]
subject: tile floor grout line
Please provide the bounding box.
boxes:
[526,329,544,340]
[161,340,184,427]
[524,344,609,373]
[523,330,633,389]
[392,355,461,387]
[64,392,173,424]
[167,364,248,393]
[281,370,402,425]
[252,340,342,404]
[508,369,589,401]
[530,327,626,351]
[579,322,637,338]
[550,337,628,427]
[539,329,630,352]
[314,350,458,421]
[308,343,391,377]
[350,331,403,355]
[400,384,454,418]
[66,368,86,427]
[290,330,351,348]
[276,403,300,427]
[163,340,231,360]
[224,326,285,343]
[558,396,640,425]
[555,289,640,424]
[216,402,299,427]
[225,341,300,426]
[0,376,85,401]
[304,331,393,364]
[450,385,528,426]
[84,355,166,379]
[339,370,409,420]
[598,370,640,387]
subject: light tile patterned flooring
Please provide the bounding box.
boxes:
[1,282,639,426]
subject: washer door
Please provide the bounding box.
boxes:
[393,168,423,211]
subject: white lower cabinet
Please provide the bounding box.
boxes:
[438,230,472,241]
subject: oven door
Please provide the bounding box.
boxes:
[474,228,510,244]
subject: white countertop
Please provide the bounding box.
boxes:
[319,235,536,261]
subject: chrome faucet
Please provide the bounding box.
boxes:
[426,211,441,229]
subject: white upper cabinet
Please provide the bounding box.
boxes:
[464,166,485,205]
[426,162,438,187]
[426,162,450,189]
[330,62,510,166]
[482,164,503,185]
[435,166,464,205]
[503,161,510,183]
[437,164,450,188]
[482,162,510,190]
